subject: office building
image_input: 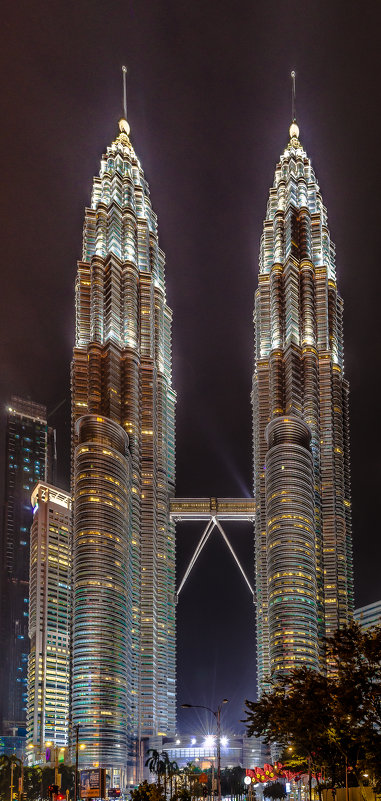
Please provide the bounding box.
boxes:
[0,397,55,733]
[71,107,176,785]
[155,733,268,773]
[26,483,71,756]
[354,600,381,630]
[252,117,353,690]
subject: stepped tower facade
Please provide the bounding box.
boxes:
[252,119,353,691]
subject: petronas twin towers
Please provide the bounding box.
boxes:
[71,85,352,783]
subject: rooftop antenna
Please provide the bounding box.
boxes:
[291,70,296,121]
[122,65,127,120]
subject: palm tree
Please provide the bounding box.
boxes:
[145,749,164,789]
[160,751,171,798]
[167,761,179,800]
[0,755,21,801]
[181,762,200,801]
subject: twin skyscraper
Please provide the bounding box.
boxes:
[24,79,354,787]
[72,113,176,786]
[252,118,352,689]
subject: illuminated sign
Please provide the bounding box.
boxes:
[80,769,106,799]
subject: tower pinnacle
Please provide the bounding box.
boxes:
[289,70,300,140]
[291,70,296,120]
[122,64,127,118]
[119,65,130,135]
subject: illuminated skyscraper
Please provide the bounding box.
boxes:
[0,397,56,734]
[71,96,176,784]
[26,483,71,754]
[252,114,353,691]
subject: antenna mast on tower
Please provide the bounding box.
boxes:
[122,65,127,120]
[291,70,296,121]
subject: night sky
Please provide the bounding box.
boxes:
[1,0,381,736]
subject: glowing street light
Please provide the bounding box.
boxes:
[181,699,229,801]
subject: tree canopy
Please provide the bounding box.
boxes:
[130,780,165,801]
[263,782,287,800]
[244,622,381,793]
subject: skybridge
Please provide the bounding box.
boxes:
[169,497,256,604]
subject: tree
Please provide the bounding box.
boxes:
[41,766,55,798]
[130,780,165,801]
[23,765,43,801]
[0,755,21,801]
[172,789,191,801]
[145,749,174,794]
[160,751,171,797]
[145,750,164,789]
[220,766,246,798]
[167,760,179,800]
[263,782,287,800]
[244,622,381,796]
[58,764,75,797]
[245,666,337,797]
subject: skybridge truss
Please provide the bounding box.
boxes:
[169,497,256,603]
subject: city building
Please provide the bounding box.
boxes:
[0,734,26,760]
[0,397,56,734]
[154,733,268,773]
[26,483,71,760]
[71,102,176,786]
[252,115,353,691]
[354,600,381,630]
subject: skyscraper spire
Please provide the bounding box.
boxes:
[122,64,127,120]
[119,66,130,136]
[291,69,296,122]
[289,70,300,141]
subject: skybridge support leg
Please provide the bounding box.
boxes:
[213,518,256,603]
[176,517,215,600]
[174,511,256,604]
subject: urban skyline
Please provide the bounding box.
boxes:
[1,0,381,736]
[0,82,365,760]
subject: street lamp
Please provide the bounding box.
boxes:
[181,699,229,801]
[74,725,81,801]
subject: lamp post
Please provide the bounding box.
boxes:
[10,757,14,801]
[181,699,228,801]
[74,725,80,801]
